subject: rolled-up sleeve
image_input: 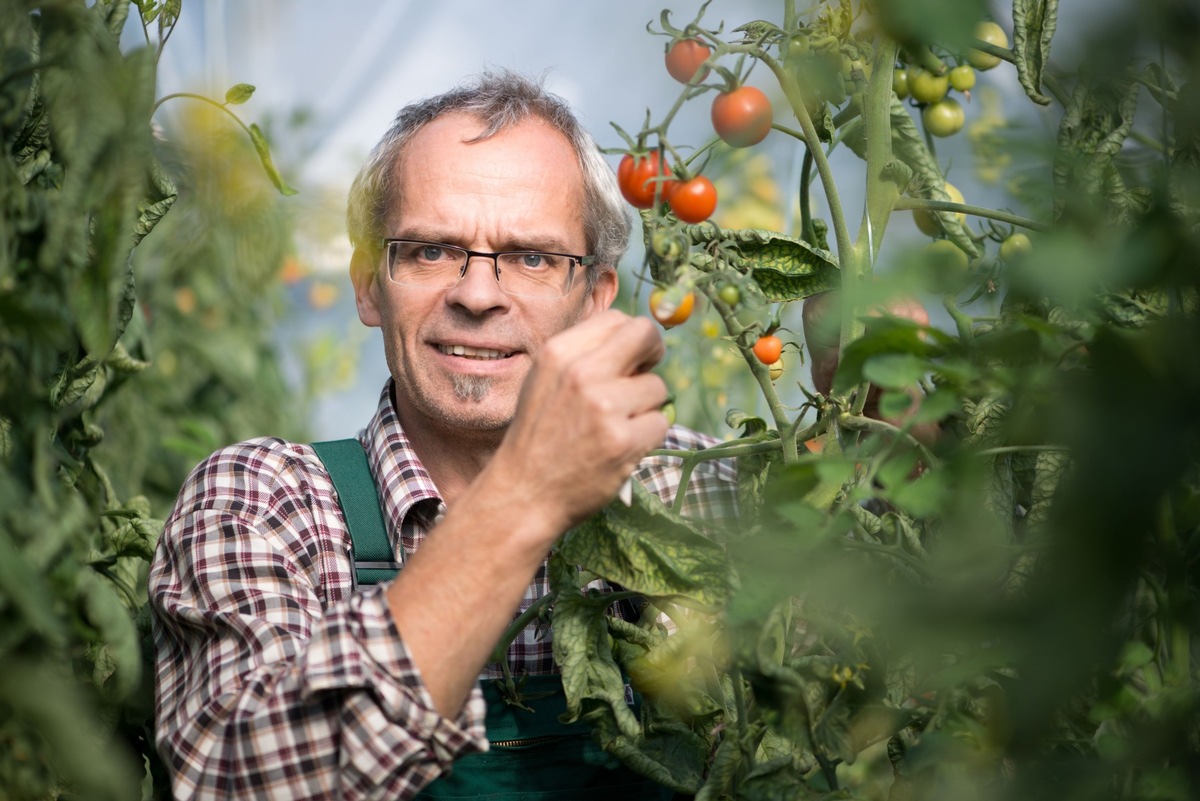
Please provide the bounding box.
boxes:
[149,441,486,800]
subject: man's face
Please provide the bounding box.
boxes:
[352,112,618,439]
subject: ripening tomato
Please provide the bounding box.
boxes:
[711,86,773,147]
[668,175,717,223]
[665,38,712,84]
[907,67,950,104]
[923,98,965,137]
[768,357,784,381]
[752,334,783,365]
[650,288,695,327]
[617,151,673,209]
[968,21,1008,71]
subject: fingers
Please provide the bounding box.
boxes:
[544,309,664,379]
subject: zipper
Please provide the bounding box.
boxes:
[489,734,560,748]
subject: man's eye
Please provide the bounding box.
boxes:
[521,253,545,268]
[419,245,447,261]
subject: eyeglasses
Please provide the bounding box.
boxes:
[382,239,595,298]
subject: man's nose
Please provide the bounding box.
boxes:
[444,254,510,312]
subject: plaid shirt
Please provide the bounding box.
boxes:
[150,382,737,800]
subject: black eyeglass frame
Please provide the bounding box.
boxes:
[381,238,597,298]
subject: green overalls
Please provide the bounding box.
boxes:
[312,439,674,800]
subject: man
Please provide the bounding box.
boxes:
[150,71,737,799]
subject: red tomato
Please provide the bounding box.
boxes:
[617,151,673,209]
[711,86,773,148]
[665,38,712,84]
[668,175,717,223]
[752,334,783,365]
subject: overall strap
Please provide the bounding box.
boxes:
[311,439,401,588]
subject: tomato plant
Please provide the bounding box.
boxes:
[711,85,773,147]
[513,4,1200,801]
[923,97,965,136]
[618,151,673,209]
[668,175,717,223]
[665,38,712,83]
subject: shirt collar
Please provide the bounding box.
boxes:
[358,380,444,547]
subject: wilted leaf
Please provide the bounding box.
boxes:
[1012,0,1058,106]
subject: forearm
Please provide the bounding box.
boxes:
[385,461,567,717]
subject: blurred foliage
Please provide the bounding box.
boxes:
[0,1,302,798]
[548,1,1200,799]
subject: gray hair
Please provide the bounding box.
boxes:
[347,70,631,282]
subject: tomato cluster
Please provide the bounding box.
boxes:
[893,21,1010,140]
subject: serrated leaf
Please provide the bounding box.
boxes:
[558,481,732,607]
[1012,0,1058,106]
[224,82,255,105]
[248,122,298,196]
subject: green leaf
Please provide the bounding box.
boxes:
[77,569,142,699]
[1054,77,1140,221]
[558,481,732,607]
[224,82,255,105]
[248,122,299,196]
[1012,0,1058,106]
[862,353,929,390]
[831,317,939,395]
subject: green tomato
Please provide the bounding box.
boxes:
[968,21,1008,71]
[717,284,740,306]
[650,228,686,263]
[1000,232,1032,261]
[922,98,965,137]
[908,67,950,104]
[949,65,976,92]
[893,68,909,99]
[661,401,677,426]
[924,239,970,293]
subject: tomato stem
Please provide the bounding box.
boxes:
[895,196,1050,232]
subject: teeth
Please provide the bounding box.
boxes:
[438,344,511,360]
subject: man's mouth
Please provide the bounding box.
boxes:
[437,344,514,360]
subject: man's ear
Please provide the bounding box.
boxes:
[350,247,383,327]
[585,267,619,316]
